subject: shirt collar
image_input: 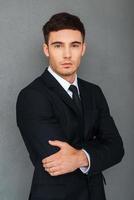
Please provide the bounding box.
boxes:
[47,66,80,94]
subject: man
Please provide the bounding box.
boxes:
[16,12,124,200]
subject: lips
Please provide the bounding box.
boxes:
[62,63,72,65]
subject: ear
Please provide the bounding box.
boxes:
[82,42,86,56]
[43,43,49,57]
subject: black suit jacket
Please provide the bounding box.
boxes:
[16,67,124,200]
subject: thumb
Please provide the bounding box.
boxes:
[48,140,65,148]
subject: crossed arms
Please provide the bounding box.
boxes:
[16,86,124,177]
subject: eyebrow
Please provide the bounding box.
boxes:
[50,41,82,45]
[72,41,82,44]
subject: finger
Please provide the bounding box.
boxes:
[42,155,57,164]
[49,166,60,173]
[48,140,65,148]
[45,166,60,174]
[50,171,59,176]
[49,170,65,176]
[42,151,60,164]
[43,161,57,169]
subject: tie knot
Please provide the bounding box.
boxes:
[69,85,79,95]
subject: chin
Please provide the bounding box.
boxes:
[60,69,76,76]
[62,67,77,73]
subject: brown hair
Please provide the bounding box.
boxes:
[42,12,85,44]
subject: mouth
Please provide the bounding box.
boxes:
[61,62,72,66]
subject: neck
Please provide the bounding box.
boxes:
[49,66,77,84]
[60,75,76,84]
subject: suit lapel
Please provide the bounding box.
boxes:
[78,79,92,139]
[41,68,80,116]
[41,67,92,139]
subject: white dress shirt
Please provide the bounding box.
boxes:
[48,66,90,174]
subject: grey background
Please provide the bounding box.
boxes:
[0,0,133,199]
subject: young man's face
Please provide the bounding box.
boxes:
[43,29,86,80]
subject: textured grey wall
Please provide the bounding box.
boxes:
[0,0,133,199]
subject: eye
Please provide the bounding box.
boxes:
[54,44,62,48]
[72,44,80,48]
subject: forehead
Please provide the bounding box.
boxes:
[48,29,83,43]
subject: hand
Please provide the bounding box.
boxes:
[42,140,88,176]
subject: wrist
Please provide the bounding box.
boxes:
[77,149,89,168]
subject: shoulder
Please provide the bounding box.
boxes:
[16,73,50,109]
[19,73,46,94]
[17,69,50,97]
[78,77,109,110]
[78,77,103,95]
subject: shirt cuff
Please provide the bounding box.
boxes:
[79,149,90,174]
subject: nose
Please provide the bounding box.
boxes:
[63,46,71,59]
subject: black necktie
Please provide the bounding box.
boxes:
[69,85,82,116]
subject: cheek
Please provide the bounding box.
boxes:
[73,53,82,63]
[51,51,62,61]
[49,54,58,64]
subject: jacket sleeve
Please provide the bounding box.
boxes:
[83,86,125,176]
[16,88,64,167]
